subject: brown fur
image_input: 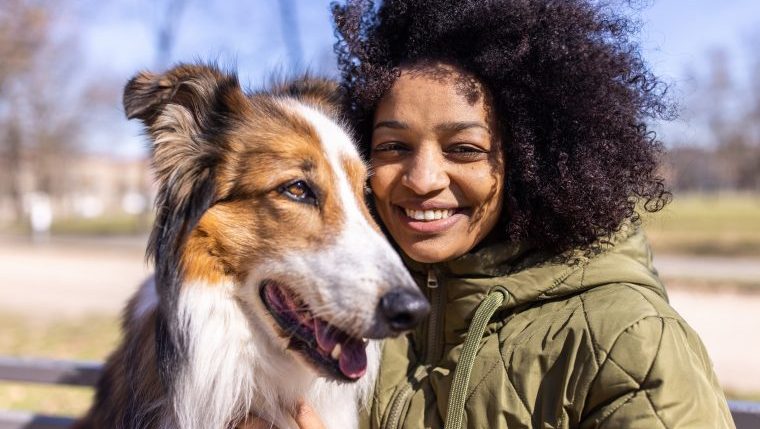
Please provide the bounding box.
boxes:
[73,281,165,428]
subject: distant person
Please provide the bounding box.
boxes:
[29,192,52,242]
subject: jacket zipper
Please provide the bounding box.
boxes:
[425,267,443,364]
[383,268,443,429]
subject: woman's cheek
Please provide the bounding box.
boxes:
[368,171,393,224]
[462,164,501,199]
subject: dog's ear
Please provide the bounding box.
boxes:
[123,64,245,214]
[123,70,172,123]
[271,76,343,113]
[124,63,246,129]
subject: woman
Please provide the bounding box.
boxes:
[325,0,735,428]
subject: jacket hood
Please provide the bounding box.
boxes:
[403,225,667,345]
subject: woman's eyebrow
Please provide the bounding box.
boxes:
[374,120,488,132]
[374,120,408,130]
[434,121,488,133]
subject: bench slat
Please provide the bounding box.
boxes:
[0,410,75,429]
[730,401,760,429]
[0,357,102,387]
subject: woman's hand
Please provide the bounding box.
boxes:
[292,401,326,429]
[237,401,326,429]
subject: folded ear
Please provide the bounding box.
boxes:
[123,63,246,131]
[123,70,176,122]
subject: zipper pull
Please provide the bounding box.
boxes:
[426,268,438,289]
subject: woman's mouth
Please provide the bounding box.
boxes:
[395,205,465,233]
[403,208,456,221]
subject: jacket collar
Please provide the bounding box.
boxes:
[401,225,666,345]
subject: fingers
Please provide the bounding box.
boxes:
[236,402,326,429]
[236,416,275,429]
[294,401,326,429]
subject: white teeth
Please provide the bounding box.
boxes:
[362,338,369,345]
[330,343,342,360]
[404,208,455,221]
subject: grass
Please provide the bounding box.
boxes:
[50,214,151,236]
[1,213,152,237]
[725,390,760,402]
[643,193,760,257]
[0,313,120,417]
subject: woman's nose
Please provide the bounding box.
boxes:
[401,146,449,195]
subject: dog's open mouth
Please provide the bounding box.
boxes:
[260,280,368,382]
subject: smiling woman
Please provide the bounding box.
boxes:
[325,0,736,428]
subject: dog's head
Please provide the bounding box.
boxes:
[125,63,428,382]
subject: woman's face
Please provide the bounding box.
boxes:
[370,68,505,263]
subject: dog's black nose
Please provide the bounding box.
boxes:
[379,289,430,331]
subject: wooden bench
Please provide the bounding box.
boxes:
[1,357,759,428]
[0,357,99,429]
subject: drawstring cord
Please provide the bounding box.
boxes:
[445,288,508,429]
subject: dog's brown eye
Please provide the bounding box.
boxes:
[280,180,318,206]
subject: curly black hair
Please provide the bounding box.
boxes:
[332,0,672,255]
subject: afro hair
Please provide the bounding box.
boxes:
[332,0,673,255]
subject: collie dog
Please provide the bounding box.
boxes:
[76,64,429,429]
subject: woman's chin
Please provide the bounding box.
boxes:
[399,239,466,264]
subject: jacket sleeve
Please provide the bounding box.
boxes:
[580,316,735,429]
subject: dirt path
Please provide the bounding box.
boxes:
[667,287,760,393]
[655,254,760,283]
[0,236,150,317]
[1,236,758,392]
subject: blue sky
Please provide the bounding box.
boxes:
[69,0,760,157]
[640,0,759,81]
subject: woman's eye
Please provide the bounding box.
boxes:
[448,145,479,153]
[370,141,410,162]
[372,141,409,153]
[446,144,488,160]
[279,180,318,206]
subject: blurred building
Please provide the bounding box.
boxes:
[0,151,153,225]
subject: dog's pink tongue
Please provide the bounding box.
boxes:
[313,319,367,380]
[339,338,367,380]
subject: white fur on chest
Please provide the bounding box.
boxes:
[135,280,378,429]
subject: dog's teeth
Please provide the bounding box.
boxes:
[362,338,369,345]
[330,343,342,360]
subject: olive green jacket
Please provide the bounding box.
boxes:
[364,229,734,428]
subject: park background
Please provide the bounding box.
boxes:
[1,0,759,417]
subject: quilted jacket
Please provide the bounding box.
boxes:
[362,228,734,428]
